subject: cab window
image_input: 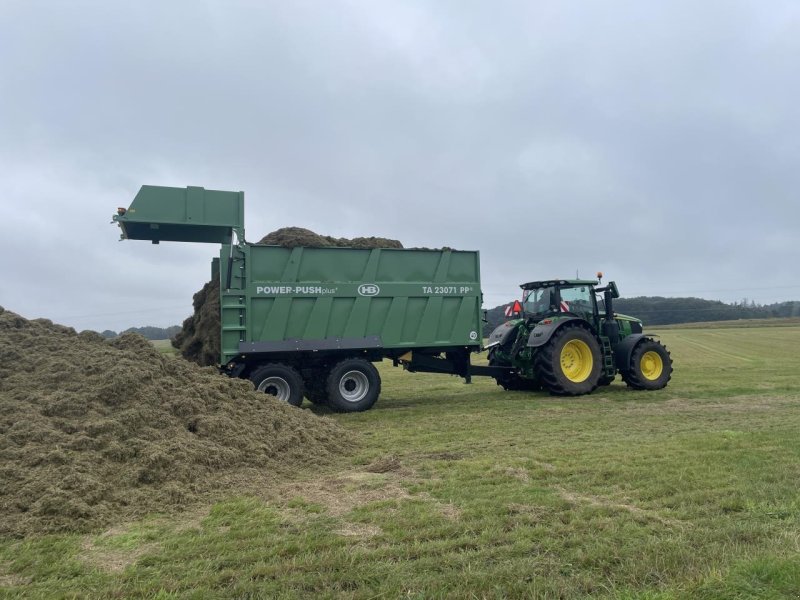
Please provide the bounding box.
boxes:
[522,287,557,314]
[559,286,593,313]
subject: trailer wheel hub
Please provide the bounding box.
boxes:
[338,370,369,403]
[257,376,291,402]
[560,339,593,383]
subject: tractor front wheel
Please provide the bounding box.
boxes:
[621,339,673,390]
[534,325,602,395]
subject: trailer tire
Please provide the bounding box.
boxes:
[621,339,673,390]
[534,324,602,396]
[249,364,304,407]
[325,358,381,412]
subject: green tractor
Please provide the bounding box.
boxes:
[486,274,672,395]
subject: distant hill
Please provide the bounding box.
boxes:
[99,325,181,340]
[614,297,800,326]
[483,297,800,334]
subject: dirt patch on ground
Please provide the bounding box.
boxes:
[277,471,412,517]
[0,307,353,537]
[172,228,404,366]
[79,530,159,574]
[274,456,461,526]
[503,467,531,483]
[333,522,383,538]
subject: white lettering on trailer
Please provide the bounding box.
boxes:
[421,286,474,295]
[255,286,338,295]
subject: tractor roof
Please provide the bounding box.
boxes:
[519,279,598,290]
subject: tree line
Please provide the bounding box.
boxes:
[99,325,182,340]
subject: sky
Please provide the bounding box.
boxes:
[1,0,799,332]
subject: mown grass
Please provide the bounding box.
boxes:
[3,326,800,598]
[653,317,800,329]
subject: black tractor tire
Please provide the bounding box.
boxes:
[325,358,381,413]
[534,324,602,396]
[621,339,673,390]
[249,363,304,407]
[488,353,541,391]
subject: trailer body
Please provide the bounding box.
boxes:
[216,244,482,366]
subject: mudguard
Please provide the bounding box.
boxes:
[527,317,586,348]
[614,334,657,370]
[485,320,521,349]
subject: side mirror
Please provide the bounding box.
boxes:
[608,281,620,299]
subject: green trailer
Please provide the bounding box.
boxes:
[114,185,485,412]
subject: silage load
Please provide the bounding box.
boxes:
[172,228,404,365]
[0,306,352,537]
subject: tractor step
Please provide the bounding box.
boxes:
[600,337,615,376]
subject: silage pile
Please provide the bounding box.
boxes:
[172,227,404,365]
[0,306,352,537]
[258,226,404,250]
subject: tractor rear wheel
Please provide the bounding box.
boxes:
[325,358,381,412]
[534,324,602,395]
[249,363,304,407]
[621,339,673,390]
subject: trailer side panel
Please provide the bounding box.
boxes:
[219,245,482,365]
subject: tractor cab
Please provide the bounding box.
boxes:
[519,275,629,342]
[520,279,600,323]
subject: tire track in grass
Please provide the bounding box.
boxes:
[673,335,754,363]
[701,330,800,365]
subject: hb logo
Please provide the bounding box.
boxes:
[358,284,380,296]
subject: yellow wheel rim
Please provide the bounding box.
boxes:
[640,351,663,381]
[560,339,593,382]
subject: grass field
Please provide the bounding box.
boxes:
[150,339,177,355]
[2,326,800,598]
